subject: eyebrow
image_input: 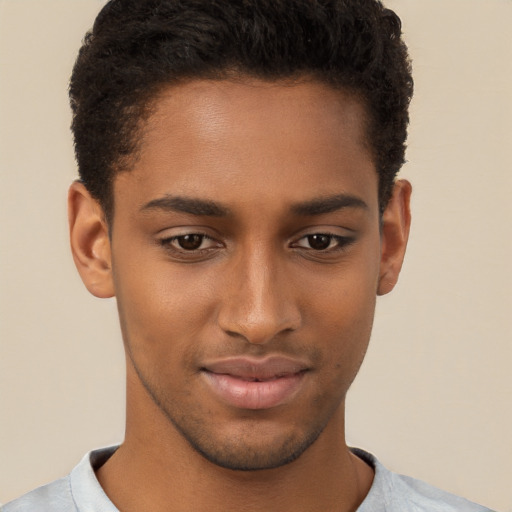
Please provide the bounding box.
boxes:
[140,193,368,218]
[140,195,229,217]
[291,194,368,216]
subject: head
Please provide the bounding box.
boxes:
[69,0,412,225]
[68,0,413,473]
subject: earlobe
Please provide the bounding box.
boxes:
[377,179,412,296]
[68,181,115,298]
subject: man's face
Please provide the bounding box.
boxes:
[110,79,383,470]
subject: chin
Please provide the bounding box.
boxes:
[163,407,330,472]
[183,426,325,472]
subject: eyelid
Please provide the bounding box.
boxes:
[294,233,342,248]
[289,229,356,254]
[156,228,225,260]
[156,226,355,260]
[155,223,218,236]
[161,232,220,246]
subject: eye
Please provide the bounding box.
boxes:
[161,233,219,252]
[293,233,352,251]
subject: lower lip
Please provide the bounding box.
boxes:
[202,371,305,410]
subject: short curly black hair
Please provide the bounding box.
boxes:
[70,0,413,222]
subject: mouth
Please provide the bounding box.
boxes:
[200,356,309,410]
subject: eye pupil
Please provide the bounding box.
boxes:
[308,234,331,250]
[178,234,203,250]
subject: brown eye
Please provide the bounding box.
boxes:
[175,234,205,250]
[307,234,332,250]
[293,233,353,253]
[160,232,222,261]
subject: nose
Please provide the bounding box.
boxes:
[217,244,301,345]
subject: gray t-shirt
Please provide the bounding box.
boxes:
[3,446,494,511]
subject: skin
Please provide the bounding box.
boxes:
[69,78,411,512]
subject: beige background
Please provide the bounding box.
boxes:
[0,0,510,510]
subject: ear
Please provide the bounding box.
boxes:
[68,181,115,298]
[377,179,412,296]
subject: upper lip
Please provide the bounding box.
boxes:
[201,356,309,381]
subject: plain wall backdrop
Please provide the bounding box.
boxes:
[0,0,510,510]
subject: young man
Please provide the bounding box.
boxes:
[4,1,494,511]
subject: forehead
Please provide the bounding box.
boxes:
[143,78,370,162]
[115,78,377,216]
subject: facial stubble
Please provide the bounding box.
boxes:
[125,333,372,473]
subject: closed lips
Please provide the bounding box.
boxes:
[201,356,309,380]
[200,356,310,410]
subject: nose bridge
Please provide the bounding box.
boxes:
[218,240,300,344]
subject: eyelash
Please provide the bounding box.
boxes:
[160,233,219,253]
[291,233,354,252]
[159,231,354,257]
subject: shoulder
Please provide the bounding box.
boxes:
[3,446,119,512]
[3,476,76,512]
[352,448,495,512]
[387,471,493,512]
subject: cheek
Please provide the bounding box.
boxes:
[301,249,380,377]
[112,249,218,358]
[307,292,375,414]
[302,241,380,327]
[316,289,376,369]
